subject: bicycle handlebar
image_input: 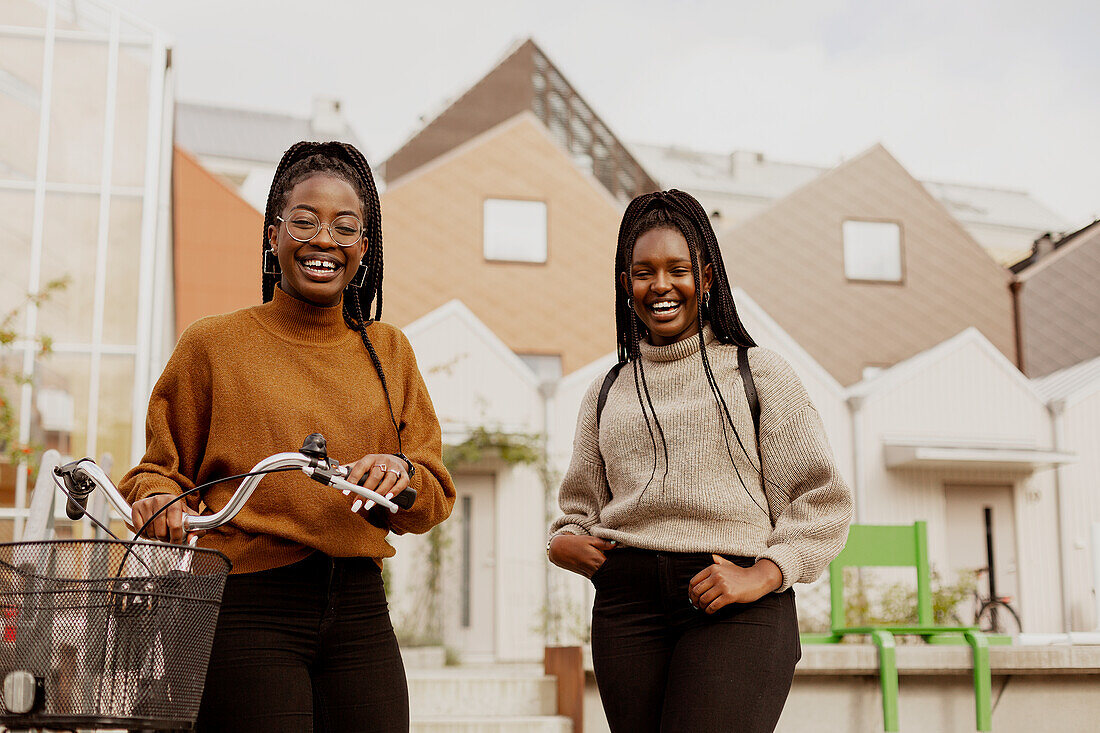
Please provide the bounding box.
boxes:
[53,434,417,534]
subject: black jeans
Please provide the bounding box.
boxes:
[195,553,409,732]
[591,548,800,733]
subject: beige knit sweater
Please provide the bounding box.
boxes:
[550,326,853,592]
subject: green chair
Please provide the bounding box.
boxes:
[801,522,996,732]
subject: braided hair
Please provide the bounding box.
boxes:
[262,141,402,453]
[613,189,766,515]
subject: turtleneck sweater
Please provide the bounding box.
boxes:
[120,287,455,574]
[550,326,852,592]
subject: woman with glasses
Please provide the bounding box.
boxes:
[122,141,455,732]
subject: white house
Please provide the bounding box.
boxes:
[1035,355,1100,630]
[393,295,1096,663]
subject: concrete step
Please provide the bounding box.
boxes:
[411,715,572,733]
[407,666,557,717]
[403,645,448,669]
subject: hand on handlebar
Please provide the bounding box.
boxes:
[131,494,205,544]
[343,454,411,513]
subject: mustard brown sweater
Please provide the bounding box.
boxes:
[121,287,456,574]
[550,326,853,592]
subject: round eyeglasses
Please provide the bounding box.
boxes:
[277,209,364,247]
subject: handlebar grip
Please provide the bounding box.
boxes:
[391,487,417,510]
[65,497,88,521]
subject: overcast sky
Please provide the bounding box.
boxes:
[112,0,1099,226]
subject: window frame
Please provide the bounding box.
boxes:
[482,197,549,265]
[842,218,906,285]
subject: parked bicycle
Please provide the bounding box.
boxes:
[970,566,1021,635]
[0,433,414,732]
[968,505,1021,635]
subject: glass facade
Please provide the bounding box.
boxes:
[0,0,173,538]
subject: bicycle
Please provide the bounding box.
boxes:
[970,566,1021,636]
[0,433,415,732]
[966,505,1021,636]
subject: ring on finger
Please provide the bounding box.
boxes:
[386,468,402,478]
[377,463,387,473]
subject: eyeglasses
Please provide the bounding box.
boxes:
[277,209,364,247]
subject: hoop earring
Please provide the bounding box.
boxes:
[349,263,368,289]
[263,248,281,276]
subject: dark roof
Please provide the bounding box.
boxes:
[1011,218,1100,274]
[382,38,657,201]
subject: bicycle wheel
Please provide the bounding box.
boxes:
[976,600,1021,635]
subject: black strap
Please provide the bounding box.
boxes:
[737,345,761,450]
[595,349,761,446]
[596,362,627,429]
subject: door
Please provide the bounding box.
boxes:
[944,485,1018,603]
[445,474,496,661]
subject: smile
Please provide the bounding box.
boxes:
[647,300,682,319]
[298,257,342,281]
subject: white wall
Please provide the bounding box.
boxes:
[1056,386,1100,629]
[855,336,1063,630]
[399,302,548,660]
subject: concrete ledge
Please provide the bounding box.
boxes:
[797,643,1100,675]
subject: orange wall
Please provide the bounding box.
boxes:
[172,147,263,337]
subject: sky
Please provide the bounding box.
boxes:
[111,0,1100,226]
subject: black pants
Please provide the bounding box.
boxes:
[195,553,409,732]
[591,548,800,733]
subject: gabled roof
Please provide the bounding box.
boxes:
[718,143,1018,386]
[846,327,1042,403]
[382,38,657,200]
[1011,218,1100,277]
[634,143,1068,242]
[403,298,540,390]
[1034,353,1100,407]
[176,101,364,165]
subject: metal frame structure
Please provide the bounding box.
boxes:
[0,0,173,539]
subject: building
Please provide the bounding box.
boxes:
[171,146,263,337]
[719,143,1017,386]
[1035,355,1100,630]
[0,0,174,539]
[383,38,657,204]
[381,111,624,376]
[632,143,1070,266]
[175,97,363,212]
[1010,219,1100,377]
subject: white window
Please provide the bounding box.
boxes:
[843,220,902,282]
[484,199,547,263]
[517,353,562,383]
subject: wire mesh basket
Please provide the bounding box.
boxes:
[0,539,230,730]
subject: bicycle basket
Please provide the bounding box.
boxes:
[0,539,230,730]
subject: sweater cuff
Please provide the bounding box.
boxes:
[758,543,804,593]
[129,477,183,505]
[549,524,588,542]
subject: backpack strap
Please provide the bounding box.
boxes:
[737,345,761,454]
[595,362,627,430]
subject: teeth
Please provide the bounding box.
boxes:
[651,301,679,311]
[303,259,337,270]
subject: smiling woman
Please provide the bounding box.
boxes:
[269,174,366,306]
[121,141,456,732]
[548,190,853,733]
